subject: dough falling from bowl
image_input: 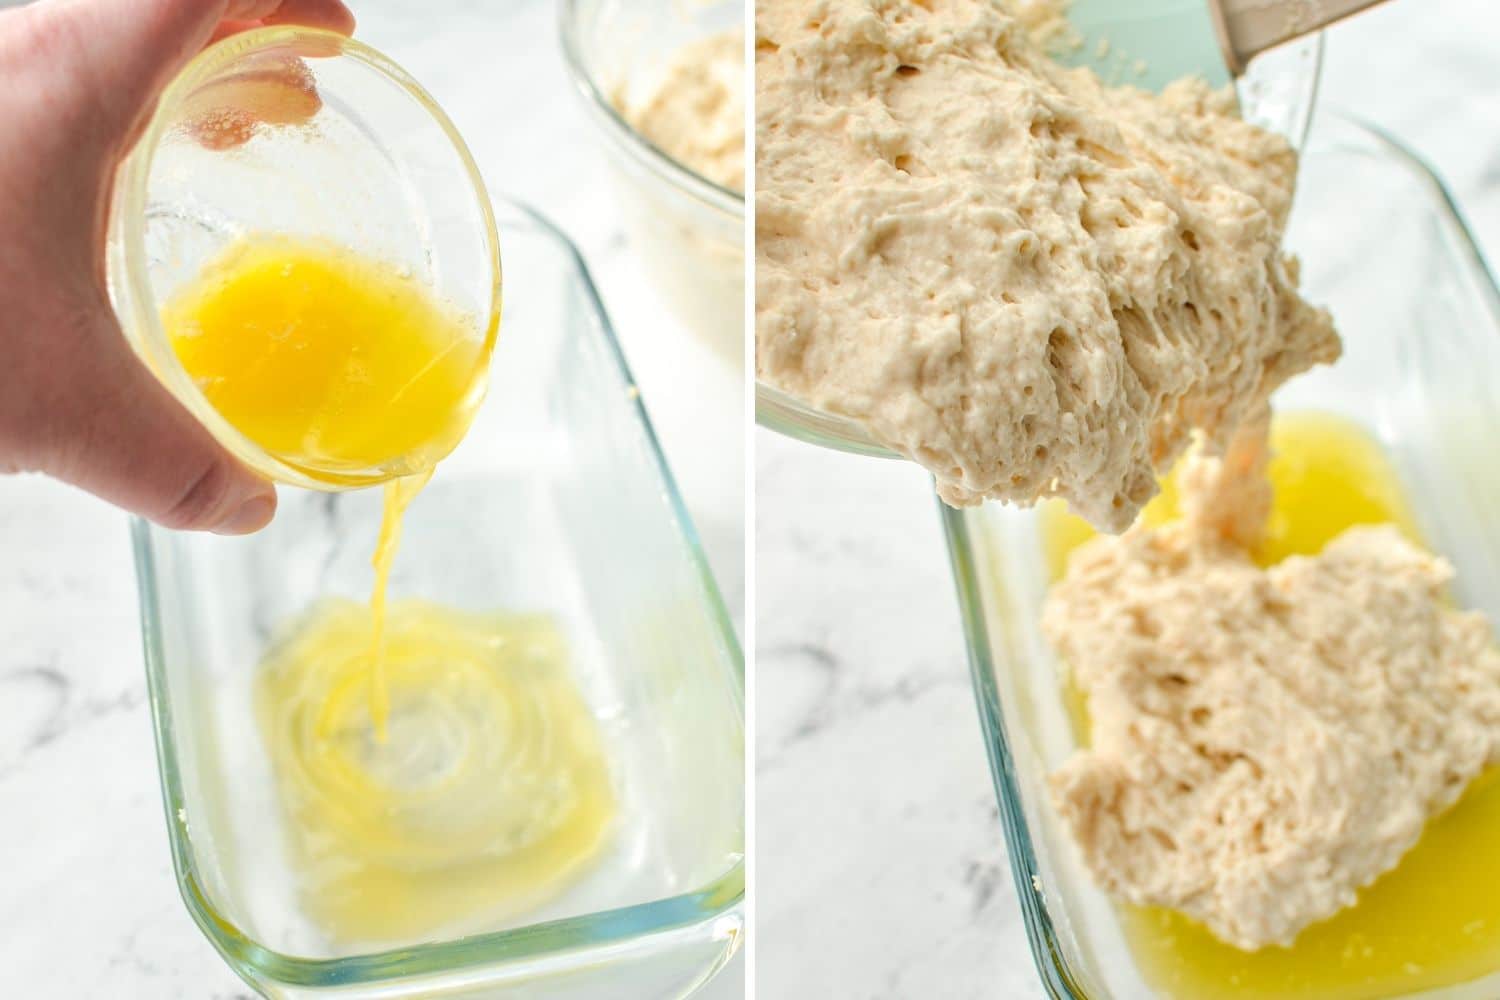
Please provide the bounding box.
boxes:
[754,0,1340,531]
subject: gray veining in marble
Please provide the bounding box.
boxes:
[0,0,743,996]
[755,1,1500,996]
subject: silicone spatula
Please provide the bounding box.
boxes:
[1059,0,1387,91]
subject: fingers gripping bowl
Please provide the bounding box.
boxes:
[107,26,502,491]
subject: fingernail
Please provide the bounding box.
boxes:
[212,495,276,536]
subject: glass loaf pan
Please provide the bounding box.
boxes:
[940,112,1500,999]
[132,199,745,999]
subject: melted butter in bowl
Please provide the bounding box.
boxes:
[162,235,490,485]
[255,599,615,944]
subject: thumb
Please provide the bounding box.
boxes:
[30,301,277,535]
[38,0,356,147]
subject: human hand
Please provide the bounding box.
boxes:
[0,0,355,534]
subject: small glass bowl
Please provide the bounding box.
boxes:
[940,112,1500,999]
[559,0,744,363]
[107,26,501,491]
[133,200,744,998]
[752,35,1324,455]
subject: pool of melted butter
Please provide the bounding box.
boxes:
[255,598,615,944]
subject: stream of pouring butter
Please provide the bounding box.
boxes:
[249,466,618,944]
[363,470,433,742]
[162,235,488,738]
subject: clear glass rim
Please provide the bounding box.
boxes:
[938,109,1500,999]
[754,380,896,457]
[131,198,745,990]
[111,25,504,492]
[556,0,745,218]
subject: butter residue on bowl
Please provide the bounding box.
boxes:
[754,0,1339,531]
[255,599,615,943]
[615,29,745,193]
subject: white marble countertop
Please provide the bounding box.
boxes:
[0,1,743,997]
[755,1,1500,996]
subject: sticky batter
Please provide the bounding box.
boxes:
[1043,413,1500,962]
[755,0,1339,530]
[617,30,745,193]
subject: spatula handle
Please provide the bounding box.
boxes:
[1208,0,1388,74]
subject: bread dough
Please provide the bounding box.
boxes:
[618,30,745,193]
[1045,513,1500,950]
[1007,0,1080,54]
[1176,403,1273,552]
[754,0,1339,531]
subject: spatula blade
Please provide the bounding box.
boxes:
[1057,0,1231,90]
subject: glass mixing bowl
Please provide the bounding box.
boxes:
[941,111,1500,999]
[559,0,745,363]
[133,200,744,999]
[753,35,1325,455]
[108,26,501,491]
